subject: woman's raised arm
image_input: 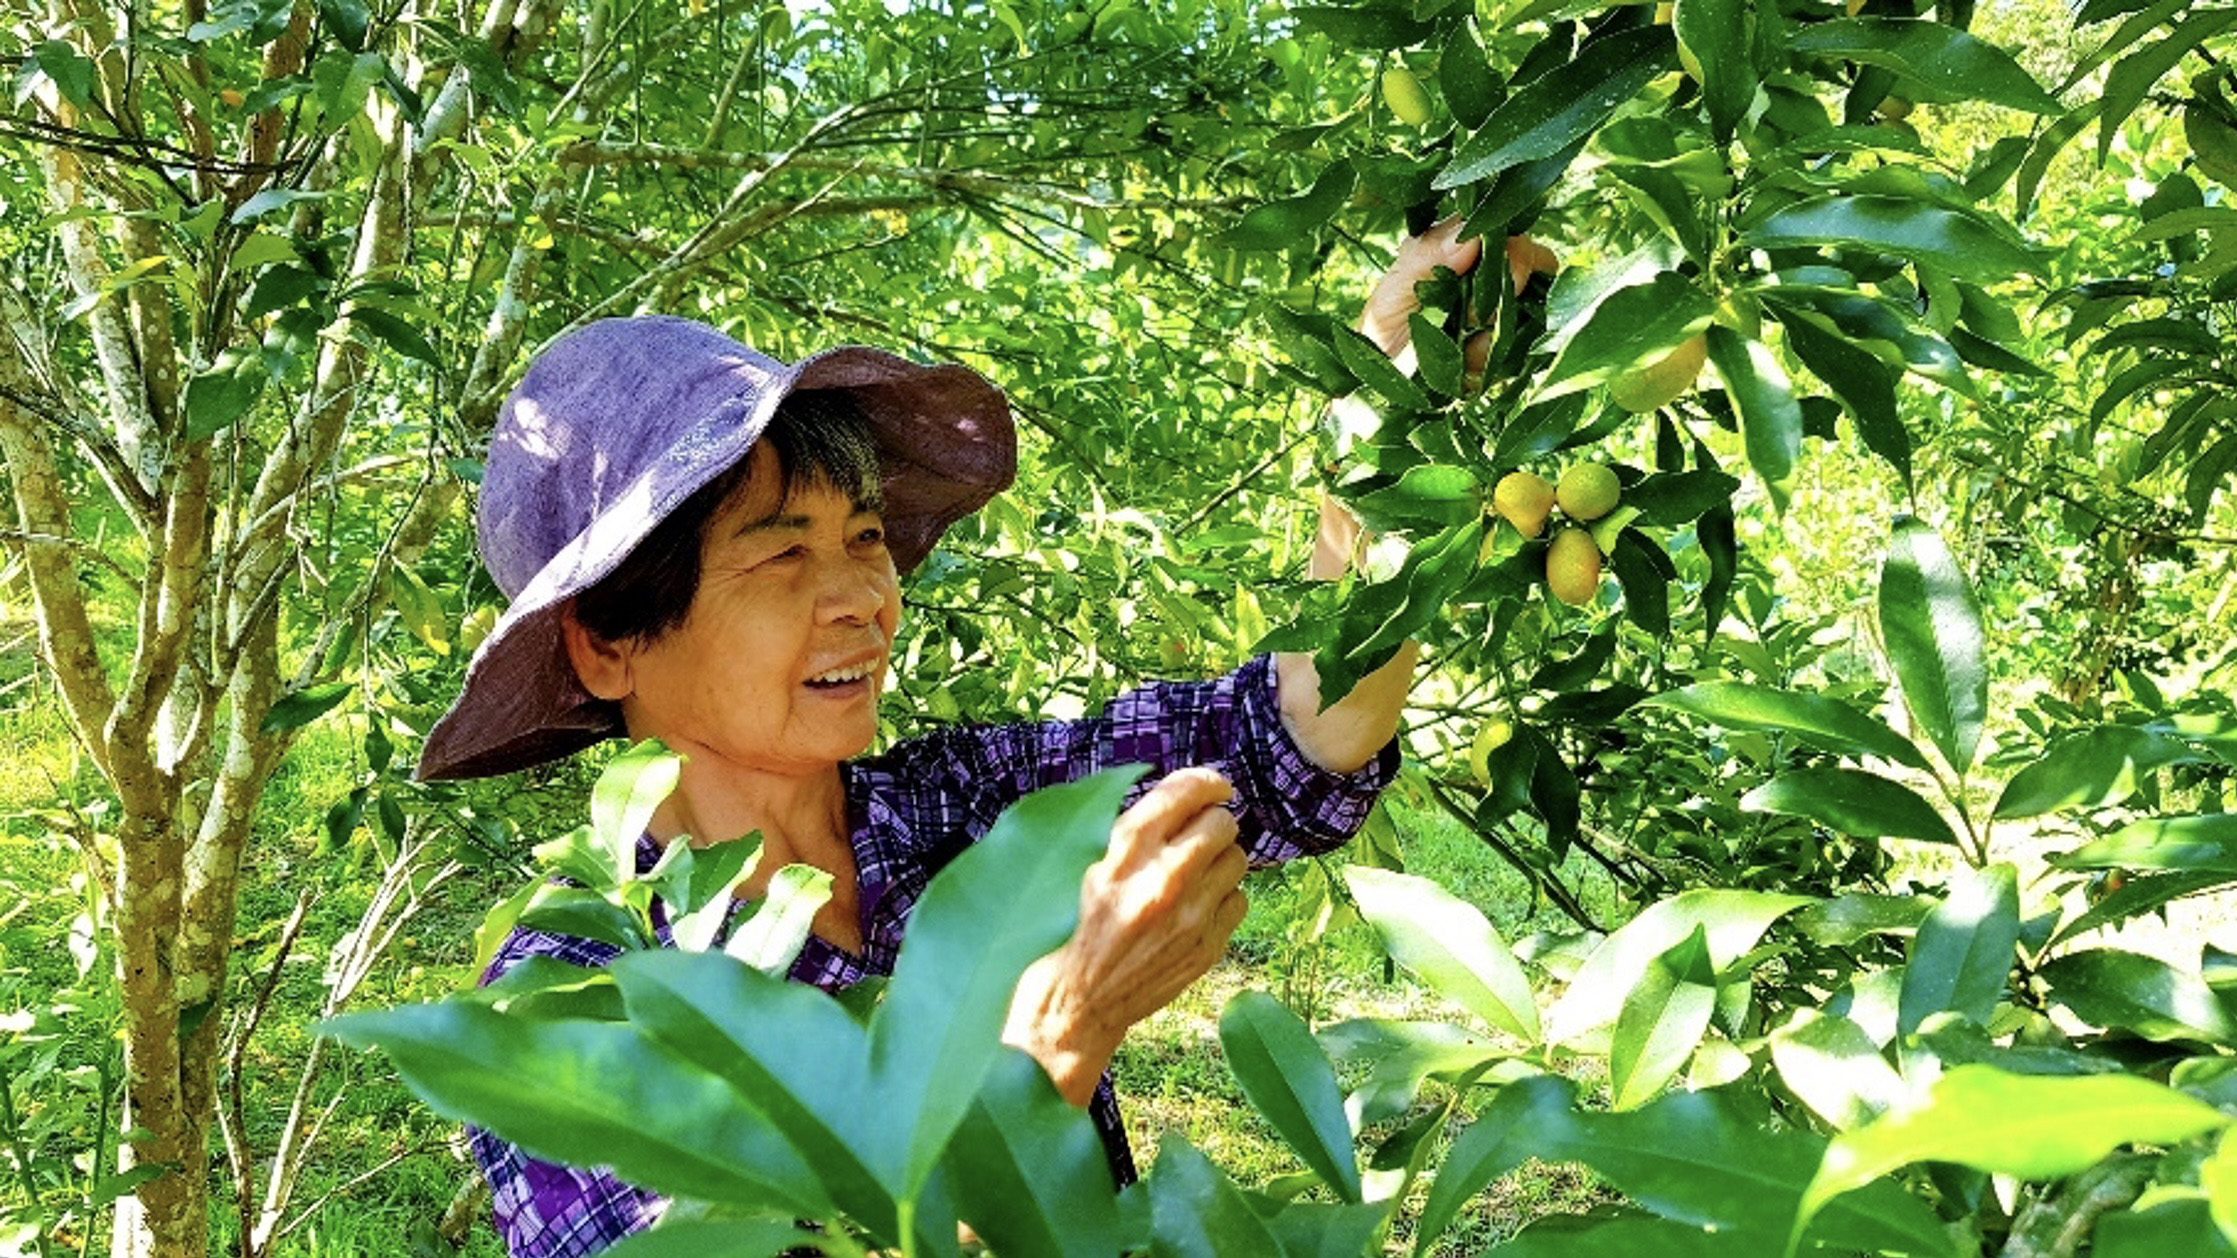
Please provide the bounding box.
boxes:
[1275,219,1483,773]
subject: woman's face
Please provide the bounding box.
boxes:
[613,442,899,778]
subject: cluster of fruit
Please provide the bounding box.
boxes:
[1489,464,1622,606]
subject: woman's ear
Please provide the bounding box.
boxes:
[559,603,634,700]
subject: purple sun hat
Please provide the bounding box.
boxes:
[416,315,1015,781]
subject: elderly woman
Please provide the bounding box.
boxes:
[415,223,1479,1254]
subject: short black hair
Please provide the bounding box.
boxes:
[570,390,883,645]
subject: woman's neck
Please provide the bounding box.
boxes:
[647,756,864,954]
[649,758,850,860]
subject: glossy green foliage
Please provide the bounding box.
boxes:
[332,760,1146,1253]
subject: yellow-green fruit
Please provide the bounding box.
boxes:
[1382,66,1433,127]
[1877,94,1914,122]
[1555,463,1621,522]
[1492,470,1556,538]
[458,606,499,655]
[1609,333,1708,413]
[1546,528,1603,606]
[1469,717,1515,786]
[1462,329,1494,390]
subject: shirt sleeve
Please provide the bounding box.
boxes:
[469,927,666,1257]
[883,654,1398,866]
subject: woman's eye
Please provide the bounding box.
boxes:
[856,526,886,546]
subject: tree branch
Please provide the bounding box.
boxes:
[0,337,118,782]
[35,122,162,491]
[554,140,1251,213]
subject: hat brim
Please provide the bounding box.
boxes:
[416,345,1013,782]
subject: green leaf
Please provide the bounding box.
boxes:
[1347,866,1540,1044]
[1485,1213,1766,1256]
[1536,271,1717,401]
[1268,1200,1393,1258]
[1994,726,2200,819]
[1609,532,1672,639]
[1546,890,1808,1051]
[609,950,899,1234]
[1674,0,1752,143]
[2096,1198,2237,1258]
[1319,1018,1510,1126]
[517,886,653,954]
[1409,311,1465,398]
[1770,1011,1904,1131]
[1440,21,1501,131]
[1742,767,1960,846]
[347,304,441,365]
[1292,4,1436,50]
[1775,308,1909,487]
[474,879,545,976]
[322,1002,832,1216]
[1609,925,1717,1111]
[1218,991,1362,1202]
[1704,327,1801,512]
[1321,518,1482,699]
[2017,100,2099,221]
[230,187,329,225]
[1622,470,1742,525]
[2038,948,2237,1045]
[870,767,1145,1197]
[184,346,270,441]
[1788,18,2062,113]
[1745,196,2046,281]
[31,41,95,108]
[592,741,685,886]
[1147,1135,1284,1258]
[600,1218,831,1258]
[1331,324,1431,414]
[2055,813,2237,874]
[647,837,757,950]
[1797,1066,2229,1244]
[1792,893,1934,947]
[389,563,449,655]
[316,0,372,52]
[1898,863,2019,1036]
[1260,303,1358,397]
[1216,160,1357,251]
[723,863,831,975]
[1643,682,1928,770]
[1436,27,1675,190]
[1879,516,1987,776]
[2051,870,2234,947]
[944,1048,1119,1258]
[1414,1076,1952,1258]
[1542,239,1687,354]
[1348,463,1480,531]
[2098,8,2237,162]
[245,264,329,321]
[259,681,353,733]
[2206,1128,2237,1250]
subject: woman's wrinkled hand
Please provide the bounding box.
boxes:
[1357,215,1485,360]
[1003,766,1249,1105]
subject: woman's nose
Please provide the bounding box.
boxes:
[817,556,891,624]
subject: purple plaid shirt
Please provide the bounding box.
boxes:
[470,656,1397,1256]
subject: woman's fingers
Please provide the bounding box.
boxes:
[1111,766,1234,856]
[1361,216,1486,354]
